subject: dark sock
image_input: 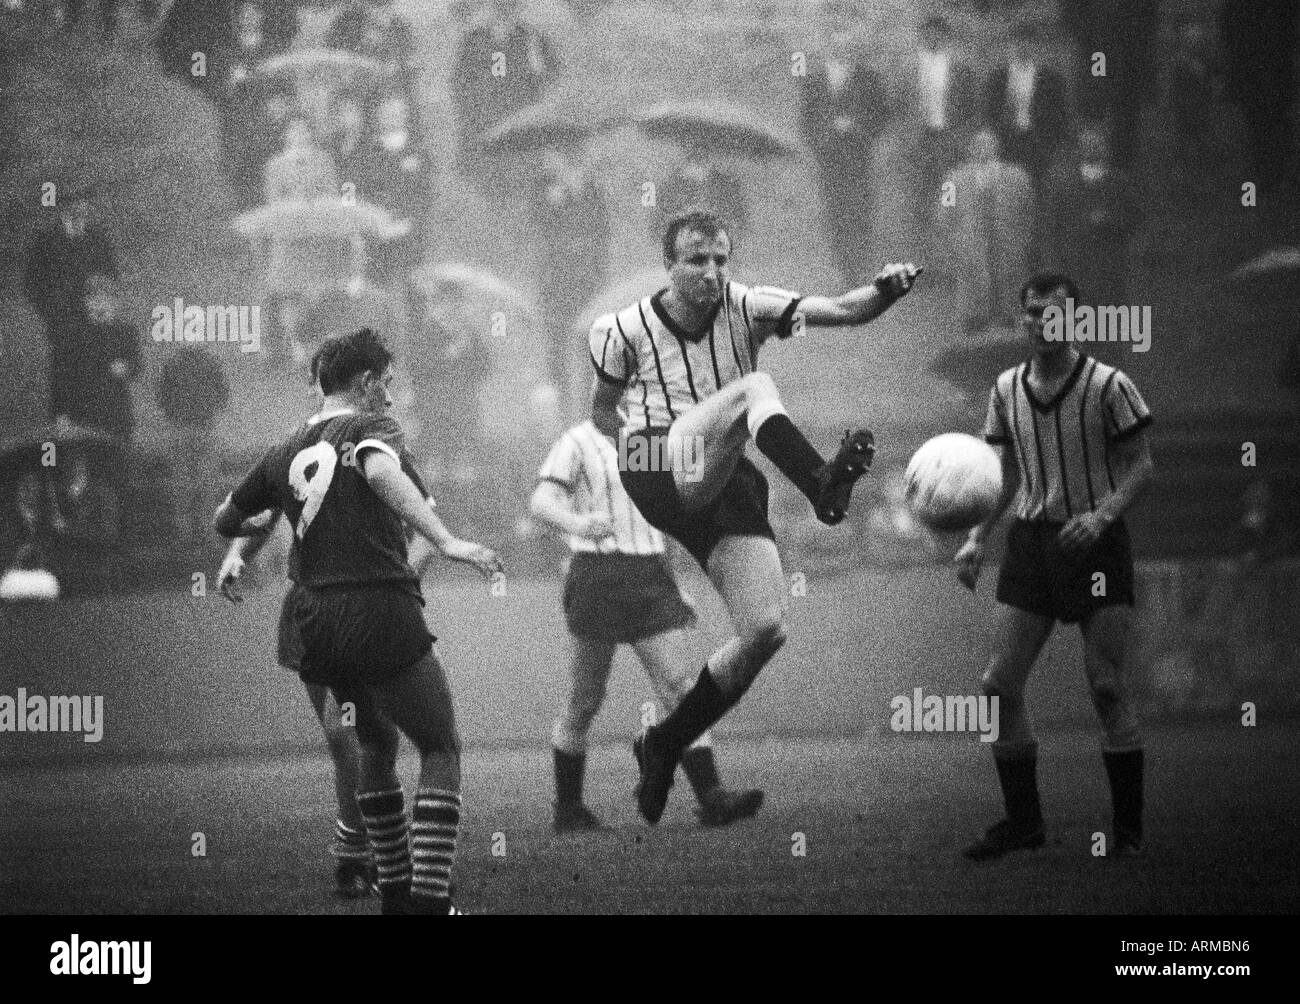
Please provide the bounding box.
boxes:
[357,788,411,897]
[754,413,825,504]
[651,667,731,760]
[1102,749,1144,838]
[994,751,1043,829]
[553,748,585,806]
[681,745,722,802]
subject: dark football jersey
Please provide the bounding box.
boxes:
[230,408,424,592]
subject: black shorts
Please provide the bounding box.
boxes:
[996,518,1135,624]
[290,583,436,688]
[275,583,306,672]
[618,428,775,570]
[563,552,694,643]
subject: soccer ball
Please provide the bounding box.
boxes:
[904,433,1002,533]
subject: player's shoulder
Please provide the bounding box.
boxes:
[993,364,1023,395]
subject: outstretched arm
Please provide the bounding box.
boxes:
[795,262,922,329]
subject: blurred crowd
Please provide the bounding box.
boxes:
[2,0,1298,594]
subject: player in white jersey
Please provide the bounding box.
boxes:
[955,272,1155,860]
[589,208,920,823]
[530,420,763,830]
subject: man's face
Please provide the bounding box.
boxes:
[60,199,89,237]
[1022,285,1072,357]
[359,364,395,413]
[85,289,118,324]
[667,228,730,311]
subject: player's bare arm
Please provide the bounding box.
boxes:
[217,510,282,603]
[361,449,503,579]
[1058,427,1154,553]
[529,480,613,542]
[783,262,922,334]
[589,375,624,439]
[956,445,1020,591]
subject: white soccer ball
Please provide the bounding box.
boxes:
[904,433,1002,534]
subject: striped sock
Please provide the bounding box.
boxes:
[331,818,370,861]
[411,788,461,904]
[357,788,411,895]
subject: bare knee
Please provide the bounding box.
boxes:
[740,372,779,404]
[980,657,1023,712]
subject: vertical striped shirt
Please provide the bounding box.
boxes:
[982,354,1152,522]
[537,420,664,555]
[588,280,802,433]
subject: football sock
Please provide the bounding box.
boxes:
[553,748,585,806]
[993,749,1043,829]
[650,667,730,760]
[411,788,461,905]
[357,788,411,896]
[1102,749,1144,839]
[331,818,370,861]
[753,413,825,505]
[681,745,722,801]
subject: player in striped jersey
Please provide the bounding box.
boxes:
[530,420,764,830]
[589,208,920,824]
[955,272,1155,860]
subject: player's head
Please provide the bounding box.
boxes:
[663,208,731,311]
[314,327,394,411]
[1019,272,1080,357]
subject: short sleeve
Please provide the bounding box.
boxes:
[738,283,803,343]
[538,432,580,489]
[982,384,1011,446]
[1105,371,1152,442]
[352,414,406,464]
[230,449,276,516]
[589,315,630,386]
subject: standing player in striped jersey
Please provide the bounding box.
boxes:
[589,208,921,824]
[530,420,764,831]
[215,328,502,915]
[955,272,1155,860]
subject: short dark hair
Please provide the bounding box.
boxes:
[314,328,393,395]
[662,207,732,263]
[1020,272,1080,306]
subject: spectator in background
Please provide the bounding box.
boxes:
[353,92,431,280]
[798,8,892,283]
[264,118,339,203]
[941,130,1033,334]
[983,21,1070,189]
[407,280,492,482]
[229,78,297,210]
[327,0,417,94]
[1167,20,1221,165]
[59,274,139,538]
[451,0,560,156]
[155,0,296,102]
[22,177,120,399]
[902,14,978,262]
[1041,125,1142,309]
[324,95,367,181]
[1220,0,1297,195]
[533,147,609,404]
[157,346,231,553]
[1060,0,1159,171]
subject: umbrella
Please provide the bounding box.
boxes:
[629,100,803,159]
[570,266,667,336]
[0,422,119,467]
[255,48,386,89]
[232,198,411,241]
[926,326,1026,399]
[472,77,641,156]
[410,262,540,319]
[1228,246,1300,282]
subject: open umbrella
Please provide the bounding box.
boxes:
[255,47,386,89]
[1228,246,1300,283]
[410,262,540,320]
[925,326,1026,400]
[0,421,118,466]
[232,197,411,241]
[473,77,641,156]
[629,100,803,160]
